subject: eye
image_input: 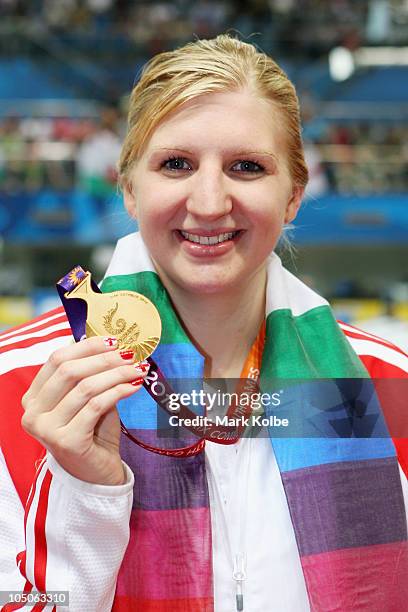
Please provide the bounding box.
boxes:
[231,160,265,174]
[161,156,192,172]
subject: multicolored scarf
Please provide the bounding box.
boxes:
[101,232,408,612]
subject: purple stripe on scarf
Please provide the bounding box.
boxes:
[281,456,407,556]
[120,431,209,511]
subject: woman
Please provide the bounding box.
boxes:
[1,35,407,612]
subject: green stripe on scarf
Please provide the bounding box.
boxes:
[261,305,368,379]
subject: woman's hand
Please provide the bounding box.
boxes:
[21,336,148,486]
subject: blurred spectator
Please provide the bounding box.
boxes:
[0,117,26,191]
[1,113,406,195]
[1,117,25,159]
[316,122,408,194]
[2,0,406,56]
[53,117,95,142]
[0,142,4,183]
[0,0,19,16]
[76,106,122,199]
[190,0,228,37]
[42,0,77,30]
[19,117,53,141]
[304,143,330,197]
[0,0,407,196]
[87,0,113,12]
[366,0,392,43]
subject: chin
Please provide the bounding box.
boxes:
[176,274,243,296]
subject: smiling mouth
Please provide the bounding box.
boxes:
[178,230,242,245]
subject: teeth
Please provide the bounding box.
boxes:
[180,231,238,245]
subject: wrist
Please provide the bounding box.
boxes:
[46,453,134,496]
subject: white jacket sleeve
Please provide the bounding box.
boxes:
[0,449,133,612]
[0,448,26,592]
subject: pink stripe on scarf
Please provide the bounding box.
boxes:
[116,507,213,601]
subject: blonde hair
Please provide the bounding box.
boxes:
[119,34,308,188]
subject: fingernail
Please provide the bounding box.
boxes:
[133,368,146,377]
[133,364,149,375]
[120,350,135,360]
[103,337,118,348]
[130,362,149,386]
[134,361,150,373]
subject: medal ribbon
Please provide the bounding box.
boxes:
[120,323,265,456]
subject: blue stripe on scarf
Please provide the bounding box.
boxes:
[152,342,204,379]
[271,437,397,472]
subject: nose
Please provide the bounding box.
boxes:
[186,165,233,220]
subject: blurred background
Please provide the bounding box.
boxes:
[0,0,407,349]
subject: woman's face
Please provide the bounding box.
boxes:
[124,90,303,297]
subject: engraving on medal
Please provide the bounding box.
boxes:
[64,272,161,361]
[103,303,128,336]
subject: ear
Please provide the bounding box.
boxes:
[284,185,304,224]
[123,181,138,219]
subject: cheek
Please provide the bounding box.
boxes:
[248,205,287,256]
[137,180,183,221]
[245,180,291,218]
[250,199,286,231]
[136,196,173,230]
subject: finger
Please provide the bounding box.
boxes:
[46,363,149,427]
[29,348,142,416]
[21,363,148,443]
[25,336,119,399]
[54,380,145,449]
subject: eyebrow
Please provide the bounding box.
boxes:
[149,146,278,162]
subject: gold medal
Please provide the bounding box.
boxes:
[64,271,161,361]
